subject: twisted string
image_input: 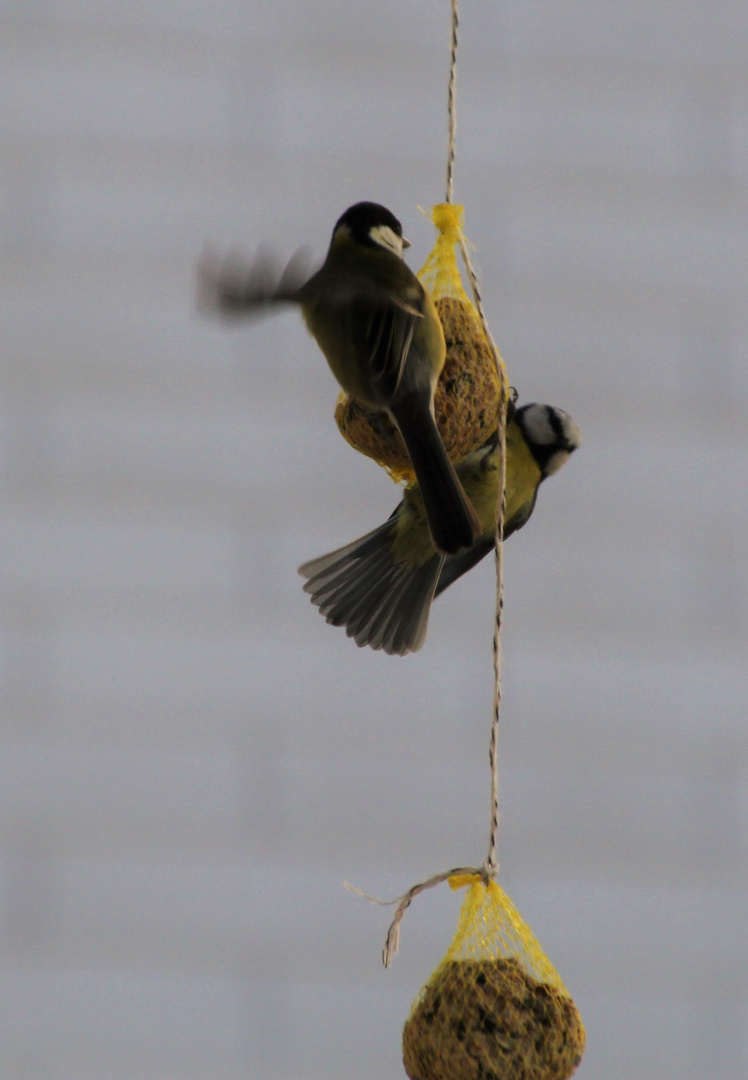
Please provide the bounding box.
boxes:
[345,866,490,968]
[445,0,459,203]
[446,0,508,881]
[349,0,509,960]
[456,241,508,876]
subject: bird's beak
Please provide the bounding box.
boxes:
[402,236,411,249]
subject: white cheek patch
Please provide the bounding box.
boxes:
[522,404,557,446]
[559,413,582,452]
[520,404,581,475]
[369,224,403,257]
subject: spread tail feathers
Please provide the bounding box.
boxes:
[298,521,444,656]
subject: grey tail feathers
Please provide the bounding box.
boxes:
[298,521,444,656]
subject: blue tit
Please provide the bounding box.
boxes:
[298,403,581,656]
[203,201,481,555]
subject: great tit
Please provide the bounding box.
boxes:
[202,201,481,556]
[298,402,581,656]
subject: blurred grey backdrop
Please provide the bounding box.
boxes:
[1,2,747,1078]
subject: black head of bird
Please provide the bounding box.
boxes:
[201,201,481,555]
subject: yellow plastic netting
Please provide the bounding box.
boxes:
[402,876,585,1080]
[335,204,505,482]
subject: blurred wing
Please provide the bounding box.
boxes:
[197,247,314,317]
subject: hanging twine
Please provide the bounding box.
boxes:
[445,0,508,873]
[445,0,458,204]
[346,0,510,966]
[458,252,508,877]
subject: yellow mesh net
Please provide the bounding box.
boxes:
[334,204,505,482]
[402,875,585,1080]
[417,203,473,303]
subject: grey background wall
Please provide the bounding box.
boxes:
[1,2,747,1078]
